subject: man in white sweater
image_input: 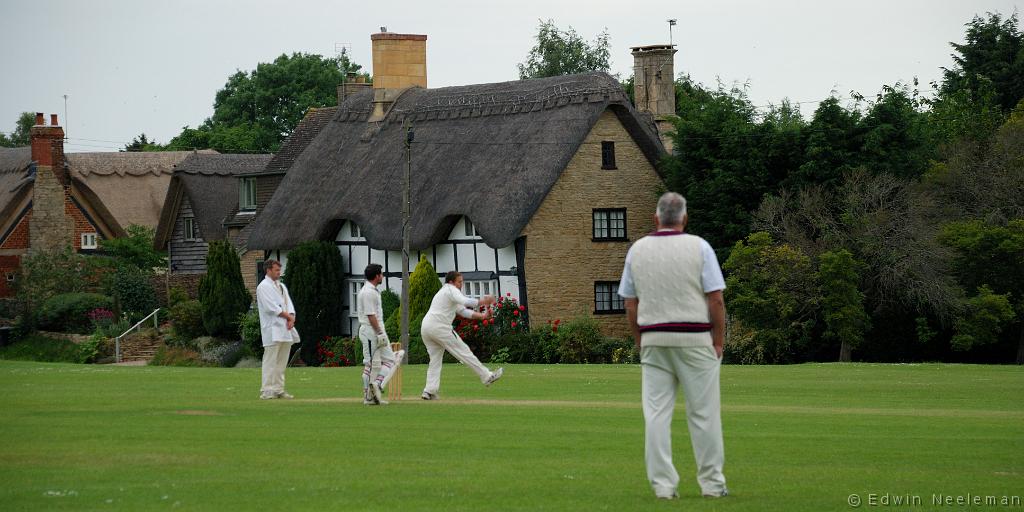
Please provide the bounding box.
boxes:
[256,259,301,400]
[619,192,728,500]
[419,271,503,400]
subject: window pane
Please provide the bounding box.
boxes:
[464,219,474,237]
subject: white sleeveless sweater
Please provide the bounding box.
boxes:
[629,232,713,348]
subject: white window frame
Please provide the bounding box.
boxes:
[462,279,497,300]
[464,218,477,237]
[239,177,256,211]
[348,279,364,318]
[81,232,98,250]
[183,217,197,241]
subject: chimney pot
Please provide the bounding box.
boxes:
[35,113,44,126]
[50,114,58,126]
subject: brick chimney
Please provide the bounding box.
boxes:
[337,72,371,105]
[369,32,427,121]
[28,113,73,253]
[30,112,66,182]
[631,44,677,154]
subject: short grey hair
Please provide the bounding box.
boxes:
[656,192,687,225]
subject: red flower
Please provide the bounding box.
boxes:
[518,306,525,312]
[327,351,334,358]
[513,310,519,316]
[473,324,480,330]
[511,321,517,328]
[554,319,561,325]
[507,292,511,296]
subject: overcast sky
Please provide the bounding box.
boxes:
[1,0,1020,152]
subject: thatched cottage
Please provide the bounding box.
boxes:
[0,114,196,297]
[248,33,680,337]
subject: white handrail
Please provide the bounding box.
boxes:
[115,308,160,363]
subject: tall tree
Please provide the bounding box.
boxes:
[122,133,164,152]
[0,112,35,148]
[518,20,611,79]
[198,241,252,337]
[167,52,362,153]
[282,241,346,365]
[817,249,871,362]
[941,12,1024,113]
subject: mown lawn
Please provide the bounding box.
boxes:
[0,361,1021,511]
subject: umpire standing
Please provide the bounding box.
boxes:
[618,192,729,500]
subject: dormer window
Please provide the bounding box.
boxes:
[350,223,362,238]
[239,178,256,211]
[464,218,477,237]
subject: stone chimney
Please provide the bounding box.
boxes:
[631,44,677,154]
[369,32,427,121]
[337,72,371,105]
[29,113,73,253]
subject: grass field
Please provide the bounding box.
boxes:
[0,361,1021,511]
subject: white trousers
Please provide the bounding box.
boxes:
[421,320,492,394]
[359,325,397,383]
[641,345,726,497]
[261,341,294,394]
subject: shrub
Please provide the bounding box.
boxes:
[170,300,206,343]
[149,345,205,366]
[13,248,117,326]
[282,241,346,365]
[167,287,189,309]
[0,334,83,363]
[592,336,636,364]
[317,336,354,367]
[107,266,158,319]
[556,315,603,363]
[238,308,263,358]
[198,241,252,337]
[199,339,248,367]
[37,293,115,334]
[381,289,400,322]
[78,332,105,364]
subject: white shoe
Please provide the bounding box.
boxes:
[703,488,729,498]
[259,392,276,400]
[276,391,294,399]
[484,367,504,386]
[421,391,438,400]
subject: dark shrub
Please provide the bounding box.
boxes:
[37,293,115,334]
[282,241,345,365]
[198,241,252,337]
[170,300,206,342]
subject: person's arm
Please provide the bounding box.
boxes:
[625,298,640,350]
[456,307,492,321]
[257,283,288,319]
[707,290,726,359]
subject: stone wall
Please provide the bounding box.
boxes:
[520,109,662,339]
[28,165,73,254]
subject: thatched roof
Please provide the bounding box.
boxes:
[0,147,33,225]
[154,153,272,250]
[223,107,336,228]
[67,151,206,230]
[261,107,338,175]
[248,72,665,250]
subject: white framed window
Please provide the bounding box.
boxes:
[81,232,98,250]
[183,217,197,241]
[464,218,476,237]
[463,279,497,299]
[350,223,362,238]
[239,178,256,211]
[348,279,364,317]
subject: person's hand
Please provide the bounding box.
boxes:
[376,332,390,348]
[714,344,723,359]
[482,308,493,320]
[479,295,496,306]
[287,318,295,331]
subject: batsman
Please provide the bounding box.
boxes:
[358,263,404,405]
